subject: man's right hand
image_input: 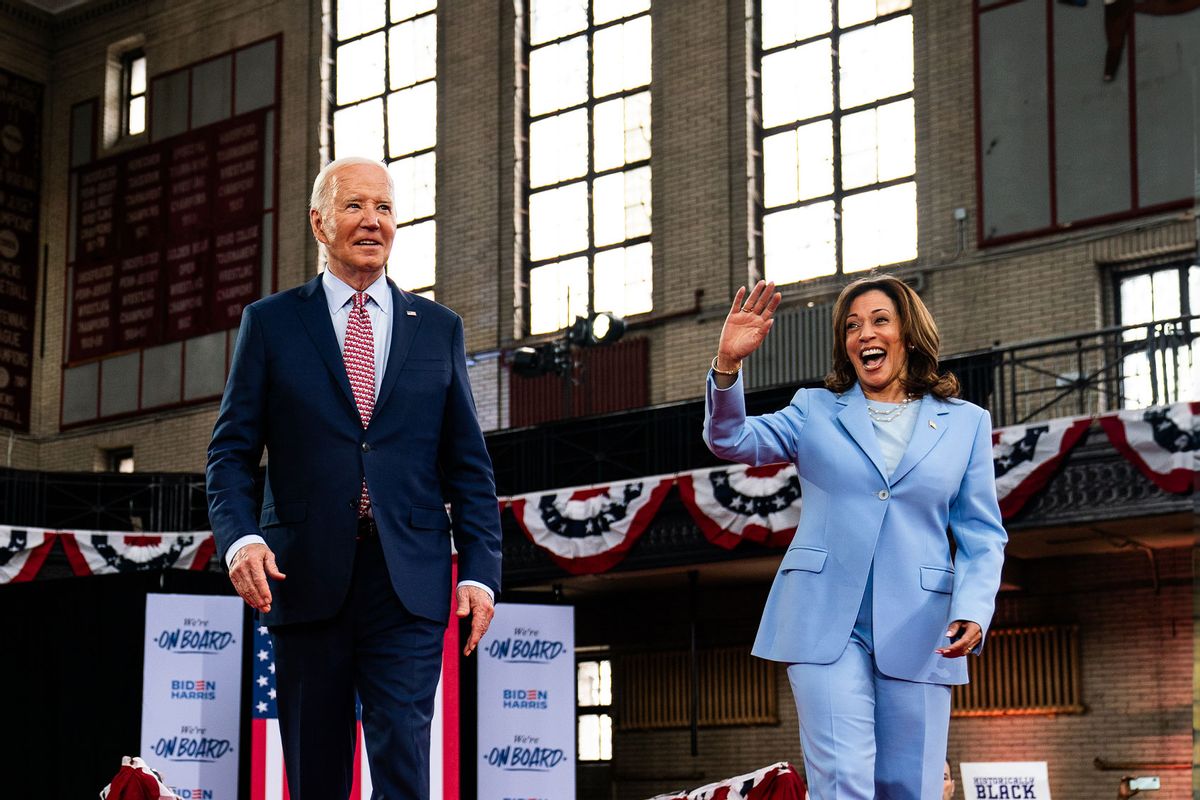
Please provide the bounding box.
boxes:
[229,543,286,613]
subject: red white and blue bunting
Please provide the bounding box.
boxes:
[678,463,801,550]
[0,527,57,584]
[3,405,1196,582]
[991,416,1093,518]
[509,476,674,575]
[1100,402,1199,494]
[59,531,216,576]
[648,761,806,800]
[0,528,216,582]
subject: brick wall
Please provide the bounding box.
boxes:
[6,0,1195,471]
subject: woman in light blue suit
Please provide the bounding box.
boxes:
[703,275,1006,800]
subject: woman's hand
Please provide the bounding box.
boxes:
[936,620,983,657]
[716,280,782,370]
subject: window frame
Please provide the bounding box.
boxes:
[751,0,916,284]
[576,656,614,763]
[121,48,147,138]
[331,2,438,297]
[522,1,653,337]
[1111,259,1199,408]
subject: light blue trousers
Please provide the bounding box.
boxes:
[786,568,951,800]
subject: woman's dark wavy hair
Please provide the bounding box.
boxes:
[824,275,960,399]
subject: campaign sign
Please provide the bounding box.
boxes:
[141,594,243,800]
[477,604,575,800]
[959,762,1052,800]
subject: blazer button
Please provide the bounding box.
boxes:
[877,489,889,500]
[361,442,371,453]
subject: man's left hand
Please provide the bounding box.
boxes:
[456,584,495,656]
[936,620,983,657]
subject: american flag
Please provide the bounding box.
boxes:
[250,592,460,799]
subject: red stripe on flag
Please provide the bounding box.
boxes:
[350,724,364,800]
[443,557,461,800]
[251,718,266,800]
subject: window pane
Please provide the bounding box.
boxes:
[578,713,612,761]
[576,660,612,705]
[530,109,588,188]
[593,165,651,247]
[387,82,437,157]
[388,152,436,224]
[594,0,650,25]
[841,181,917,272]
[764,202,836,283]
[339,0,386,39]
[390,14,437,90]
[763,120,833,207]
[531,0,587,45]
[1119,273,1153,330]
[1150,268,1183,320]
[1189,265,1199,317]
[761,0,832,50]
[593,91,651,172]
[391,0,436,23]
[388,219,435,290]
[128,96,146,135]
[839,16,913,109]
[595,242,652,318]
[530,36,588,116]
[337,33,387,104]
[530,182,588,260]
[839,0,911,28]
[130,55,147,95]
[761,40,832,128]
[593,15,651,98]
[840,98,914,189]
[531,257,589,334]
[334,99,385,160]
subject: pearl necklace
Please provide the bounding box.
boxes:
[866,395,915,423]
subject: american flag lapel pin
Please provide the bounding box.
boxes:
[407,310,417,316]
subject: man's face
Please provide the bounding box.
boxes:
[310,163,395,283]
[943,762,955,800]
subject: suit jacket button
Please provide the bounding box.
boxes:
[877,489,889,500]
[361,442,371,453]
[347,500,356,510]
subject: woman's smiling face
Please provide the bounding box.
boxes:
[844,289,908,400]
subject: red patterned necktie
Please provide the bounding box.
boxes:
[343,292,375,517]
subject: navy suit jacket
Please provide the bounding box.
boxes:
[206,275,502,626]
[704,376,1007,685]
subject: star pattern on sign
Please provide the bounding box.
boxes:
[252,623,278,719]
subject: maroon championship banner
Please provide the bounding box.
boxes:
[0,67,42,431]
[68,108,267,362]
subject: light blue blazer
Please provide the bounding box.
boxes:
[703,375,1007,685]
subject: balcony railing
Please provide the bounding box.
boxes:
[952,315,1198,427]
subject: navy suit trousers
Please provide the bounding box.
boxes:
[270,535,445,799]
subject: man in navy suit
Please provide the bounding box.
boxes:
[207,157,502,799]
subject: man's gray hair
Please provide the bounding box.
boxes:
[309,156,395,232]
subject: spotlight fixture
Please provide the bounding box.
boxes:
[564,313,627,348]
[589,311,625,345]
[511,342,566,377]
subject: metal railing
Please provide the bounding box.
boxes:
[954,315,1198,427]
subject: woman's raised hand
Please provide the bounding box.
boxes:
[716,280,782,370]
